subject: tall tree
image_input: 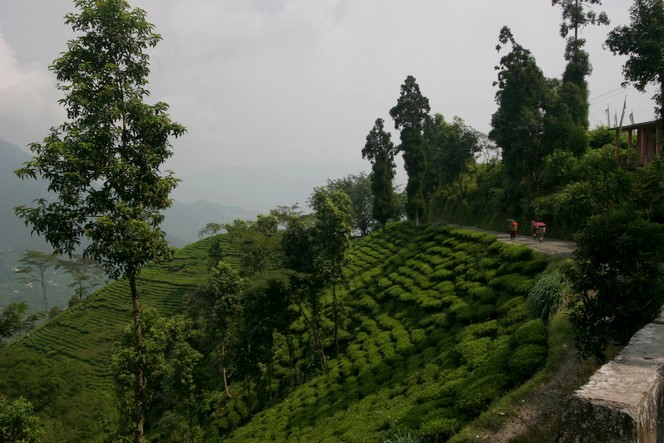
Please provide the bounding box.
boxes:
[390,75,431,225]
[57,254,106,308]
[552,0,609,155]
[112,311,202,440]
[281,213,328,368]
[362,118,398,231]
[490,27,550,195]
[310,188,353,358]
[552,0,609,46]
[16,251,59,320]
[14,1,185,441]
[605,0,664,123]
[206,261,244,398]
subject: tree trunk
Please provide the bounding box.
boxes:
[296,300,326,369]
[221,342,233,398]
[333,282,339,358]
[129,272,145,443]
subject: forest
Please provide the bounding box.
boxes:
[2,0,664,441]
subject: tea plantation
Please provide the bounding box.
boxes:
[0,235,240,442]
[228,222,552,441]
[0,221,556,441]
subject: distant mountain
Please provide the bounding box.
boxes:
[0,138,257,311]
[0,139,50,250]
[0,139,258,249]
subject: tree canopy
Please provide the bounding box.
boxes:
[605,0,664,122]
[390,75,431,224]
[14,1,185,441]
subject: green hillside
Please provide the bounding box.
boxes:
[0,235,239,442]
[0,222,562,441]
[225,223,552,441]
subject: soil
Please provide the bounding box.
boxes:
[473,350,597,442]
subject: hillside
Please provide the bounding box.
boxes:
[0,234,239,442]
[224,223,556,441]
[0,221,575,441]
[0,138,257,313]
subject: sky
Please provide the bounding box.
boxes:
[0,0,656,212]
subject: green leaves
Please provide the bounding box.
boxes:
[605,0,664,121]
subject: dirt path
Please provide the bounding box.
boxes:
[461,226,576,258]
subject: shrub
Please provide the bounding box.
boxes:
[497,297,529,330]
[455,336,493,369]
[459,320,499,341]
[526,271,570,323]
[508,344,547,381]
[456,373,507,416]
[509,319,547,347]
[490,274,535,296]
[418,416,463,441]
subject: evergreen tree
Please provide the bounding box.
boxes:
[389,76,431,225]
[605,0,664,123]
[490,27,550,196]
[14,1,185,441]
[551,0,609,156]
[362,118,397,230]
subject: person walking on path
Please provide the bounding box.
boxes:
[531,220,546,243]
[509,220,519,241]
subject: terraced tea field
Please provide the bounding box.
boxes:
[0,234,237,441]
[228,222,551,441]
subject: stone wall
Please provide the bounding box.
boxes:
[560,309,664,442]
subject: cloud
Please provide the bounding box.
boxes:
[0,32,61,148]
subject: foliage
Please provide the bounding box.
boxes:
[567,207,664,360]
[13,1,185,440]
[16,251,60,320]
[363,118,398,231]
[112,310,202,440]
[605,0,664,122]
[526,271,570,323]
[223,216,280,276]
[390,75,431,224]
[0,302,41,342]
[0,395,42,443]
[490,26,550,195]
[324,173,375,236]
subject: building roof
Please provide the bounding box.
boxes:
[611,119,661,131]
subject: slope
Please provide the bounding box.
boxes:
[225,222,553,442]
[0,235,239,442]
[0,222,559,442]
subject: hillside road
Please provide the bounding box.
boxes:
[461,226,576,258]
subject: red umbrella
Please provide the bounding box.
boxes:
[532,221,546,227]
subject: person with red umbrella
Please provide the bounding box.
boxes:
[508,219,519,240]
[531,220,546,243]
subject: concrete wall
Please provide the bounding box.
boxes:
[560,309,664,442]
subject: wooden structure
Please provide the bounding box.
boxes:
[615,120,663,165]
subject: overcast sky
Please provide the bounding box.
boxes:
[0,0,656,211]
